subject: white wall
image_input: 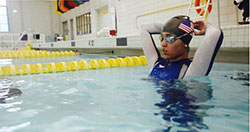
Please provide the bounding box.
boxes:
[2,0,247,50]
[32,24,249,50]
[60,0,245,39]
[115,0,243,36]
[2,0,245,37]
[5,0,60,35]
[60,0,111,40]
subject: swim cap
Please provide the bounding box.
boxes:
[162,15,194,44]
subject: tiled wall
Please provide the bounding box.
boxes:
[30,0,248,50]
[57,0,248,48]
[191,25,249,48]
[32,24,249,51]
[61,0,244,36]
[116,0,245,36]
[129,24,249,48]
[220,25,249,47]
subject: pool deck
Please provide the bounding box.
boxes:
[33,47,249,64]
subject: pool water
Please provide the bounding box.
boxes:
[0,55,249,132]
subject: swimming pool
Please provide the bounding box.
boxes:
[0,54,249,132]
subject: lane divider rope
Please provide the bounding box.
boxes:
[0,50,76,59]
[0,56,147,76]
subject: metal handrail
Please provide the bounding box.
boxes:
[0,31,45,50]
[135,2,191,29]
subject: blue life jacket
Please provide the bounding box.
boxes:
[150,58,192,80]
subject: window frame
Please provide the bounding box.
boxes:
[62,21,68,35]
[0,0,9,32]
[76,12,91,35]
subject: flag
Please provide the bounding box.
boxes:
[178,19,194,34]
[55,0,90,14]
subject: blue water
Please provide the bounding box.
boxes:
[0,55,248,132]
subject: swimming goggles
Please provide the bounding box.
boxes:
[159,31,193,44]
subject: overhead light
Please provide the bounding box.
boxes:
[13,10,18,13]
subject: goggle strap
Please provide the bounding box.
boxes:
[176,30,194,39]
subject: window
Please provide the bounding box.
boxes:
[62,21,68,35]
[76,12,91,35]
[0,0,9,32]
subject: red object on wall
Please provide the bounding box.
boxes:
[110,30,116,36]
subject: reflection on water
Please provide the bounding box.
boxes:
[224,70,249,86]
[0,79,22,104]
[0,79,25,132]
[152,78,213,132]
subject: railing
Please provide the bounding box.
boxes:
[135,2,191,29]
[0,33,45,50]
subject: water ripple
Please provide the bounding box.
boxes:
[0,122,31,132]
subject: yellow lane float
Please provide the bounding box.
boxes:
[107,58,118,68]
[0,50,76,59]
[0,56,147,76]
